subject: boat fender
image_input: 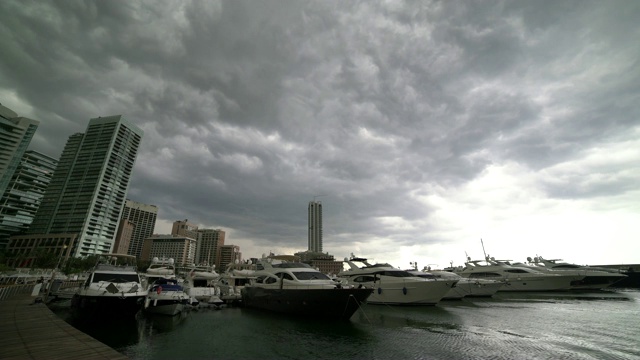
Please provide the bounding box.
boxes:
[402,287,407,295]
[157,286,162,295]
[377,287,382,294]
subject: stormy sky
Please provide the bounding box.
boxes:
[1,0,639,269]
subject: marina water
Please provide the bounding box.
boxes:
[51,289,639,360]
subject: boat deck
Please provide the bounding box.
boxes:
[0,293,128,360]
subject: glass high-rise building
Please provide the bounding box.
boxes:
[120,199,158,259]
[27,115,143,258]
[0,150,57,248]
[308,201,323,252]
[0,103,40,197]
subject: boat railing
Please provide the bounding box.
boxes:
[95,264,138,272]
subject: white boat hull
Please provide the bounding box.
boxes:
[443,283,470,300]
[464,280,504,297]
[144,301,186,316]
[144,292,191,316]
[360,279,453,305]
[492,274,575,291]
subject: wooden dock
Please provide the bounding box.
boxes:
[0,289,128,360]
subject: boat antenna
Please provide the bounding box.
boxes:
[481,238,488,261]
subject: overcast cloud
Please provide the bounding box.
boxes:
[1,0,639,269]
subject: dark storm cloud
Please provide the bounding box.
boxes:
[1,0,639,263]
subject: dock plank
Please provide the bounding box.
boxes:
[0,294,128,360]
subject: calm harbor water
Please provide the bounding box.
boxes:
[51,289,640,360]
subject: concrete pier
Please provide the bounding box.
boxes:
[0,290,128,360]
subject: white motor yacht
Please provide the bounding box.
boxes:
[454,256,581,292]
[531,256,627,290]
[241,258,373,320]
[143,258,190,316]
[71,254,147,317]
[338,256,455,305]
[182,265,223,307]
[144,257,177,281]
[145,277,191,316]
[217,263,256,303]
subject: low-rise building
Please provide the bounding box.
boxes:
[141,234,197,266]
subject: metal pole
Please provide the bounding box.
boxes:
[44,244,67,303]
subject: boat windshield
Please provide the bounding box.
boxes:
[552,264,581,269]
[92,273,140,283]
[468,272,502,278]
[504,269,532,273]
[415,273,437,279]
[374,270,414,277]
[293,272,331,281]
[273,262,312,269]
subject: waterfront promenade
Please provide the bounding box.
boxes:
[0,286,128,360]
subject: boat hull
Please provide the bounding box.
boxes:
[241,287,373,320]
[144,300,188,316]
[464,280,504,297]
[494,275,575,292]
[442,281,470,300]
[71,294,145,317]
[184,286,223,305]
[362,280,453,305]
[145,281,191,315]
[609,271,640,288]
[569,274,628,290]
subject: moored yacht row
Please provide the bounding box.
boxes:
[448,255,628,292]
[66,252,629,321]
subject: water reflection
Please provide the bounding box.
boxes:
[143,311,189,334]
[47,291,640,360]
[493,290,633,303]
[352,302,460,327]
[66,310,143,349]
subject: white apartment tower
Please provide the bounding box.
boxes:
[27,115,143,258]
[308,201,323,253]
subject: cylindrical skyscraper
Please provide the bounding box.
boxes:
[308,201,323,252]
